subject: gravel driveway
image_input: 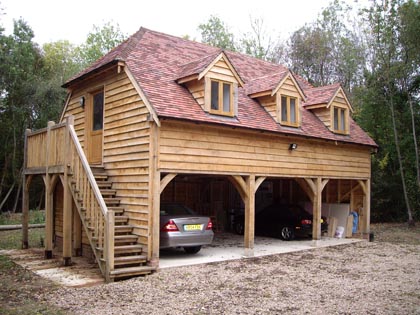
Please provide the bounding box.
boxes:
[40,224,420,315]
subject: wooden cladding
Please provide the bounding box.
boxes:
[62,71,152,246]
[159,121,371,179]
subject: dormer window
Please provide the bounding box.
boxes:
[210,79,234,116]
[280,95,299,127]
[333,106,348,134]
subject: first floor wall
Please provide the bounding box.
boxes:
[158,120,372,179]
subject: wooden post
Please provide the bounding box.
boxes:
[358,179,371,235]
[149,121,160,267]
[365,179,371,234]
[73,206,82,256]
[22,129,31,249]
[312,177,322,240]
[44,121,55,259]
[105,209,115,282]
[62,117,73,266]
[244,175,255,257]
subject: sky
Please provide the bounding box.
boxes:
[0,0,368,46]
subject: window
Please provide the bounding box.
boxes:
[210,79,233,116]
[92,91,104,131]
[333,106,348,133]
[280,95,299,127]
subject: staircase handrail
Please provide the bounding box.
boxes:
[68,124,108,216]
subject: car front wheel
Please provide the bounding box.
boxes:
[184,246,201,254]
[279,226,295,241]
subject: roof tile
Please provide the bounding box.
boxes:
[65,27,377,148]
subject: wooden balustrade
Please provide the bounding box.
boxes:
[24,117,114,279]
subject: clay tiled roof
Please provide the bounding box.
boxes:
[304,83,341,106]
[246,69,289,96]
[64,27,377,148]
[177,50,222,80]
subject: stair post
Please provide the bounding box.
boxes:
[44,121,55,259]
[105,209,115,282]
[62,116,74,266]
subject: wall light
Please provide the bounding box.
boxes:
[289,143,298,151]
[80,96,85,109]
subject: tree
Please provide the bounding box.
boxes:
[198,15,237,51]
[358,0,420,225]
[286,0,366,92]
[0,19,43,211]
[240,17,273,60]
[0,19,72,212]
[43,40,82,84]
[77,21,127,67]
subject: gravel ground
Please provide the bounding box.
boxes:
[37,224,420,315]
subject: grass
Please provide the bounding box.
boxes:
[0,210,45,225]
[0,210,45,250]
[0,228,45,249]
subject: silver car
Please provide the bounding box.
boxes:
[160,203,214,254]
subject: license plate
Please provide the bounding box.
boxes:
[184,224,202,231]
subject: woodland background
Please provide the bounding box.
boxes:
[0,0,418,224]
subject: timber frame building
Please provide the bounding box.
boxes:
[22,28,377,281]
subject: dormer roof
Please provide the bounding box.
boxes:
[63,27,376,148]
[304,83,353,112]
[177,51,245,86]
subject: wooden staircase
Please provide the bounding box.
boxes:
[73,166,155,280]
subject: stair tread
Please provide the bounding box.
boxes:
[100,255,146,263]
[114,255,146,262]
[100,189,116,193]
[108,206,124,211]
[97,182,113,187]
[114,235,137,240]
[115,244,143,250]
[115,225,133,229]
[110,266,155,276]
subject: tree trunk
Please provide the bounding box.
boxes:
[12,180,22,213]
[0,182,15,212]
[390,97,415,226]
[37,186,45,210]
[408,98,420,189]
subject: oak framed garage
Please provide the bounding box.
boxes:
[22,27,377,281]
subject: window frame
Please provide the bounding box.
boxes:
[209,79,234,117]
[279,94,299,127]
[332,105,349,134]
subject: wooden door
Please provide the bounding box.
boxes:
[86,90,104,164]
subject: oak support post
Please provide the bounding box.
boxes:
[365,179,371,234]
[62,117,73,266]
[244,175,255,257]
[149,121,160,267]
[105,209,115,282]
[22,129,31,249]
[44,121,55,259]
[312,178,322,241]
[73,207,82,256]
[358,179,371,235]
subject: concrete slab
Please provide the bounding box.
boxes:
[159,232,362,269]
